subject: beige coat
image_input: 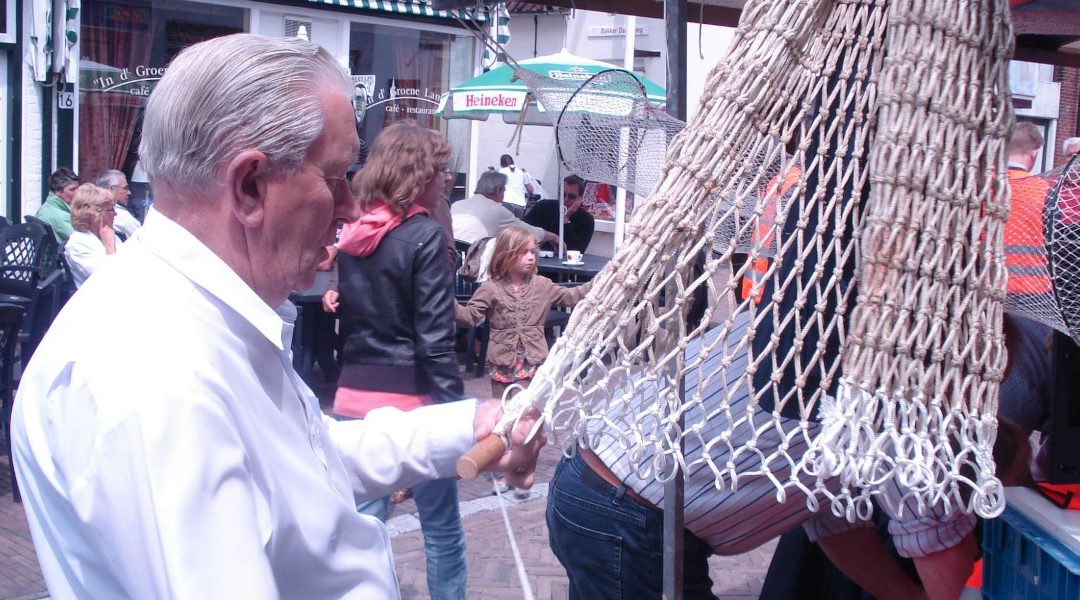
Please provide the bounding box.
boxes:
[455,275,592,368]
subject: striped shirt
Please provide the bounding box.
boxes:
[593,315,976,558]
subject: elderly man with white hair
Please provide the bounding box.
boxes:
[451,170,560,247]
[11,34,542,599]
[1064,136,1080,158]
[94,169,141,239]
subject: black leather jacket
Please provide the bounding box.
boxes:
[336,214,464,402]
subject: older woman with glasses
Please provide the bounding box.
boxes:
[64,183,120,288]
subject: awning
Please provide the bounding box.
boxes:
[306,0,487,22]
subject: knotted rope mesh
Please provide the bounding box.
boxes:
[498,0,1013,521]
[1002,156,1080,343]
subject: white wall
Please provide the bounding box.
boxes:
[469,11,739,255]
[473,14,565,195]
[21,5,44,216]
[686,24,735,120]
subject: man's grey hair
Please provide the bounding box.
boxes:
[139,34,352,192]
[475,171,508,197]
[1063,137,1080,156]
[94,169,126,189]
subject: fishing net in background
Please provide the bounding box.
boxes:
[1004,155,1080,342]
[493,0,1014,522]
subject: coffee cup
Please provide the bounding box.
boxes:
[566,250,582,263]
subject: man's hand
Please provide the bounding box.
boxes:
[322,289,340,313]
[542,231,564,252]
[473,399,546,489]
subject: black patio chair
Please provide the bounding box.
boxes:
[23,217,59,272]
[0,303,25,502]
[453,240,486,375]
[0,222,52,292]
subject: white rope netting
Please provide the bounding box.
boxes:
[1002,156,1080,342]
[496,0,1014,522]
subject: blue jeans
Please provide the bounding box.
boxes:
[546,454,716,600]
[412,478,467,600]
[338,417,466,599]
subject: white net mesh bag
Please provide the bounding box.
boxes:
[496,0,1014,521]
[1001,156,1080,342]
[1045,155,1080,339]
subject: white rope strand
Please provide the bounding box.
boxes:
[490,475,535,600]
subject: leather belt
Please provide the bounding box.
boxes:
[578,448,658,510]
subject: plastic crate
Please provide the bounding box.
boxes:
[982,503,1080,599]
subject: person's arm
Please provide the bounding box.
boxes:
[412,227,465,402]
[911,532,978,600]
[551,279,594,308]
[497,204,549,246]
[99,224,117,255]
[322,290,340,313]
[455,283,492,327]
[321,250,340,312]
[328,397,545,497]
[817,528,928,600]
[55,218,74,244]
[542,230,563,250]
[64,235,108,284]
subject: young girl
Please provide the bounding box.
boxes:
[455,226,593,399]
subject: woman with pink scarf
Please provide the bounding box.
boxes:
[325,122,466,599]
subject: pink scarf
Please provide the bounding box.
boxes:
[336,200,427,257]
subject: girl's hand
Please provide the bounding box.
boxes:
[322,289,340,313]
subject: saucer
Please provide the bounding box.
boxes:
[562,260,585,266]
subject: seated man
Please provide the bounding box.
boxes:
[36,167,80,244]
[451,170,559,247]
[524,174,595,253]
[94,169,141,239]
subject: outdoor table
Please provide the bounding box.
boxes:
[537,253,608,282]
[288,269,338,384]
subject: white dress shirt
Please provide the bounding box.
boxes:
[112,204,141,239]
[13,209,477,599]
[63,230,119,288]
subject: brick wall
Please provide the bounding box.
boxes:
[1054,65,1080,167]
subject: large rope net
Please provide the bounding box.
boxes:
[495,0,1015,522]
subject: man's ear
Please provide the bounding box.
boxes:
[225,150,270,227]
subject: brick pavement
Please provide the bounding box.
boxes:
[0,368,777,600]
[0,461,46,600]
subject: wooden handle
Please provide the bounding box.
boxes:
[457,434,507,480]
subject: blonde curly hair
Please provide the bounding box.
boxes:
[352,121,451,216]
[70,184,116,232]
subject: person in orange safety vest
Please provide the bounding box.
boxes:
[1004,121,1052,297]
[741,163,802,303]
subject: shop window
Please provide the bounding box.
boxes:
[349,22,474,178]
[78,0,245,187]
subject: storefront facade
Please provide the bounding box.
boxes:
[21,0,480,217]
